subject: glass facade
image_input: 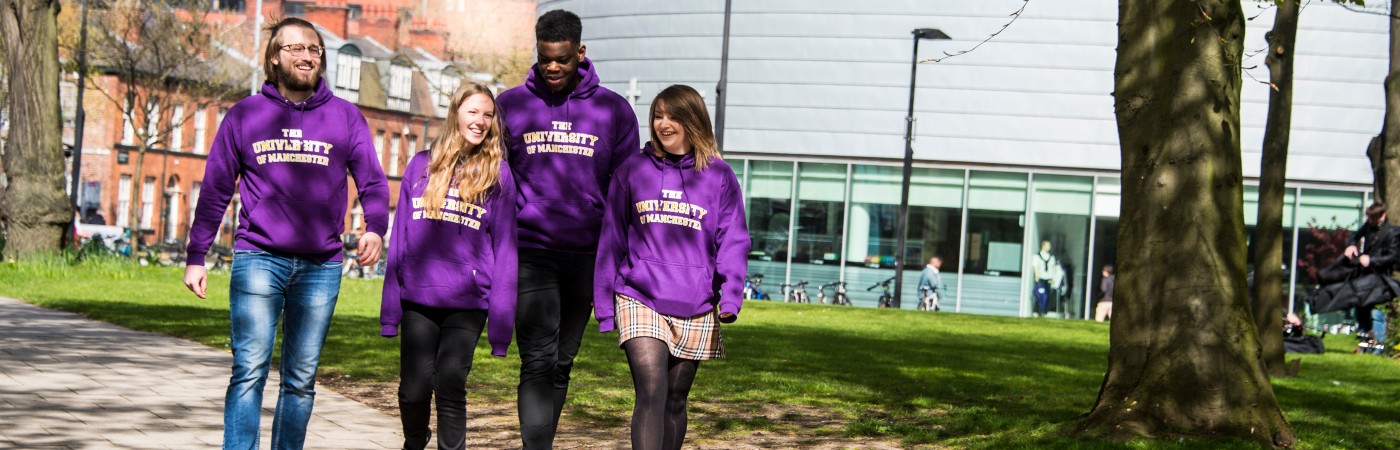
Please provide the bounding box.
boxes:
[745,160,794,300]
[730,158,1371,319]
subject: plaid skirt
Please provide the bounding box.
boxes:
[616,294,725,360]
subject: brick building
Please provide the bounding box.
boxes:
[63,0,525,255]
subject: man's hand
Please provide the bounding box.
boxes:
[1345,245,1360,259]
[1361,254,1372,267]
[719,312,736,323]
[184,265,208,299]
[357,232,384,267]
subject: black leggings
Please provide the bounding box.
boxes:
[624,337,700,450]
[516,248,596,449]
[398,303,486,450]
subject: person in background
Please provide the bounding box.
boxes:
[595,85,749,450]
[916,256,945,311]
[1343,202,1393,355]
[1096,264,1114,322]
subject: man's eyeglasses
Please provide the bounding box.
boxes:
[280,44,324,57]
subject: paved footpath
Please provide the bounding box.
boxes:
[0,296,407,449]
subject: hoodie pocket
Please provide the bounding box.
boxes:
[627,258,711,305]
[246,196,338,254]
[518,200,602,245]
[400,256,481,301]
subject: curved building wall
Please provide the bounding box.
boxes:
[537,0,1383,318]
[541,0,1386,185]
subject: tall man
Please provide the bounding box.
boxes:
[183,18,389,450]
[497,9,640,448]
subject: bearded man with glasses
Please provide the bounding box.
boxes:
[183,17,389,450]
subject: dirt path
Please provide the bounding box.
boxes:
[320,375,910,449]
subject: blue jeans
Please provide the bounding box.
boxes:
[224,250,342,450]
[1033,281,1051,316]
[1358,306,1389,355]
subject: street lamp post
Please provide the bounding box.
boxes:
[70,0,91,218]
[892,27,950,309]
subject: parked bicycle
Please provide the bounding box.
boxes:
[918,285,941,311]
[817,281,851,306]
[744,273,769,300]
[868,276,896,308]
[779,280,811,304]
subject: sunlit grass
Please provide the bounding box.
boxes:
[3,257,1397,448]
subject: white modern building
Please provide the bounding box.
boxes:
[540,0,1388,317]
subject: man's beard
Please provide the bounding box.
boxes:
[277,63,319,92]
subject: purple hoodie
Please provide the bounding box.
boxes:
[496,58,640,253]
[380,151,518,356]
[186,79,388,265]
[594,146,750,332]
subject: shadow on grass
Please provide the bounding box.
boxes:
[16,293,1400,449]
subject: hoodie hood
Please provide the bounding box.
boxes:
[644,142,697,171]
[524,57,601,100]
[259,77,334,110]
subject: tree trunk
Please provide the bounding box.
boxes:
[127,142,147,261]
[0,0,70,258]
[1252,0,1299,377]
[1075,1,1295,447]
[1380,0,1400,356]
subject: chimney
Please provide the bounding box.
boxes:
[395,7,411,50]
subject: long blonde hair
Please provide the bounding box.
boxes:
[648,84,720,171]
[422,82,503,214]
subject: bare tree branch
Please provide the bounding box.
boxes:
[922,0,1030,64]
[1339,1,1400,19]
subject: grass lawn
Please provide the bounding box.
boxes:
[3,256,1398,449]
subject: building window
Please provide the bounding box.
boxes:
[217,108,228,128]
[60,80,78,127]
[389,133,401,176]
[140,177,156,230]
[388,65,412,111]
[1027,174,1093,319]
[745,160,793,289]
[217,0,244,12]
[351,200,363,231]
[121,99,135,146]
[347,4,362,19]
[437,74,459,116]
[375,130,386,168]
[189,182,201,232]
[170,105,184,151]
[145,103,160,148]
[164,177,182,240]
[406,135,417,161]
[80,181,102,223]
[117,175,133,228]
[385,207,395,243]
[283,1,311,16]
[193,108,207,154]
[335,53,362,103]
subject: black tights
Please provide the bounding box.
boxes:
[623,337,699,450]
[399,304,486,450]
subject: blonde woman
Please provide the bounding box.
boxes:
[380,82,517,450]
